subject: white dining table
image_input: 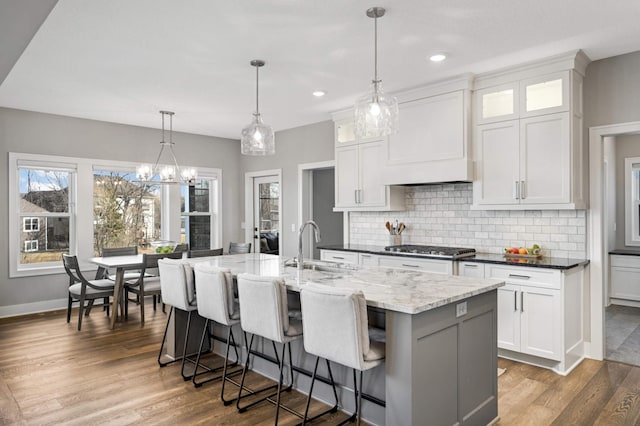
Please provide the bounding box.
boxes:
[88,254,144,329]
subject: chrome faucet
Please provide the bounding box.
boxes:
[298,220,321,271]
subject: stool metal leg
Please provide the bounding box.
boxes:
[193,321,243,389]
[158,307,177,367]
[301,357,339,426]
[180,310,193,380]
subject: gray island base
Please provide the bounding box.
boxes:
[165,254,503,425]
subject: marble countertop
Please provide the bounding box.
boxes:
[187,253,504,315]
[318,243,589,270]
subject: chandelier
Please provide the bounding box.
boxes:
[136,111,197,185]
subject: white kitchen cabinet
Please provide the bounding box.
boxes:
[332,117,405,211]
[383,86,473,184]
[320,249,358,265]
[358,252,379,267]
[472,51,588,210]
[457,261,485,278]
[486,263,585,375]
[475,113,571,206]
[609,254,640,306]
[378,255,452,275]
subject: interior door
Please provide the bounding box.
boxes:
[253,175,280,254]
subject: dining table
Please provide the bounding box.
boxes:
[87,254,145,329]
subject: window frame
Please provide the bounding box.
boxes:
[22,217,40,232]
[180,173,220,250]
[24,240,39,252]
[625,157,640,246]
[10,152,221,278]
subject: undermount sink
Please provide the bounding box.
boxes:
[284,259,357,273]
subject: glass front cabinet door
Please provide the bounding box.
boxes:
[520,71,569,118]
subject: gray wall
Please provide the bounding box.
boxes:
[240,120,335,257]
[584,50,640,129]
[613,134,640,248]
[0,107,242,309]
[312,168,343,259]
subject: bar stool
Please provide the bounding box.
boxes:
[192,263,243,403]
[300,283,385,425]
[236,273,303,424]
[157,258,207,381]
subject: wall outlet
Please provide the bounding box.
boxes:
[240,222,245,229]
[291,224,296,232]
[456,302,467,318]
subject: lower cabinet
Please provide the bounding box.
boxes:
[610,254,640,306]
[486,264,585,375]
[320,249,358,265]
[358,252,379,267]
[378,255,452,274]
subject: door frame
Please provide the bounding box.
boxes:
[245,169,282,254]
[297,160,340,258]
[588,120,640,361]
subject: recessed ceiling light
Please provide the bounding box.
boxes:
[430,54,447,62]
[312,90,326,97]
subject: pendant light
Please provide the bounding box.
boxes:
[354,7,399,138]
[136,111,197,185]
[241,59,275,155]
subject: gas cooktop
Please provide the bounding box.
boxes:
[384,244,476,259]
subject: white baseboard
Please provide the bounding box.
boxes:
[0,298,67,319]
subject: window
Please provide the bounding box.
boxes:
[180,177,219,250]
[93,168,161,255]
[10,152,221,277]
[24,240,38,252]
[626,157,640,246]
[23,217,39,232]
[9,154,75,275]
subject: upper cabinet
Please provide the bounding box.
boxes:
[332,115,405,212]
[472,51,589,210]
[382,76,474,185]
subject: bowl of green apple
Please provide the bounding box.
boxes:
[150,240,178,254]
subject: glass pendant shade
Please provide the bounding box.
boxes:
[241,59,275,155]
[355,6,399,138]
[135,111,197,185]
[241,113,275,155]
[355,80,398,138]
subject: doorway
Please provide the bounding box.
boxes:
[245,170,282,255]
[589,121,640,364]
[298,161,343,260]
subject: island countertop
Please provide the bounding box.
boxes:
[187,253,504,315]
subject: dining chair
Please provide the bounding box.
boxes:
[173,243,189,254]
[229,242,251,254]
[188,248,223,258]
[95,246,139,281]
[300,283,385,425]
[63,254,115,331]
[124,251,182,324]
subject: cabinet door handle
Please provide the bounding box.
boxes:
[514,181,520,199]
[521,291,524,312]
[359,189,363,204]
[520,181,526,199]
[464,264,478,268]
[401,264,420,268]
[514,291,518,312]
[354,190,358,204]
[332,256,345,260]
[508,274,531,280]
[361,254,370,258]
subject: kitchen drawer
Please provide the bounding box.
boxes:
[610,254,640,268]
[458,261,485,278]
[486,264,561,289]
[358,253,379,267]
[378,256,452,275]
[320,250,358,265]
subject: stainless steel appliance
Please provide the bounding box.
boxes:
[384,244,476,259]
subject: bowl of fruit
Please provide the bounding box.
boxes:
[504,244,541,258]
[150,240,178,254]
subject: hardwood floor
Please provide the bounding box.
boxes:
[1,304,640,425]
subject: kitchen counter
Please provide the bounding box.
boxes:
[319,243,589,270]
[609,248,640,256]
[185,254,503,425]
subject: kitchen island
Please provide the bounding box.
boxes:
[182,254,505,425]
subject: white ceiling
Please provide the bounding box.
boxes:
[1,0,639,139]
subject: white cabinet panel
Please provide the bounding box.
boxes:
[610,255,640,302]
[520,286,562,360]
[458,261,485,278]
[520,113,570,204]
[320,250,358,265]
[358,253,379,267]
[359,141,387,207]
[335,145,359,208]
[474,120,519,205]
[497,284,521,352]
[378,256,452,274]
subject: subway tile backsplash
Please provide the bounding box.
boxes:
[349,183,586,259]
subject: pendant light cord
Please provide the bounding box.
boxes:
[255,65,260,115]
[374,14,378,83]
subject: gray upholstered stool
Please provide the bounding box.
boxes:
[157,258,206,381]
[192,264,243,403]
[300,283,385,425]
[236,273,303,424]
